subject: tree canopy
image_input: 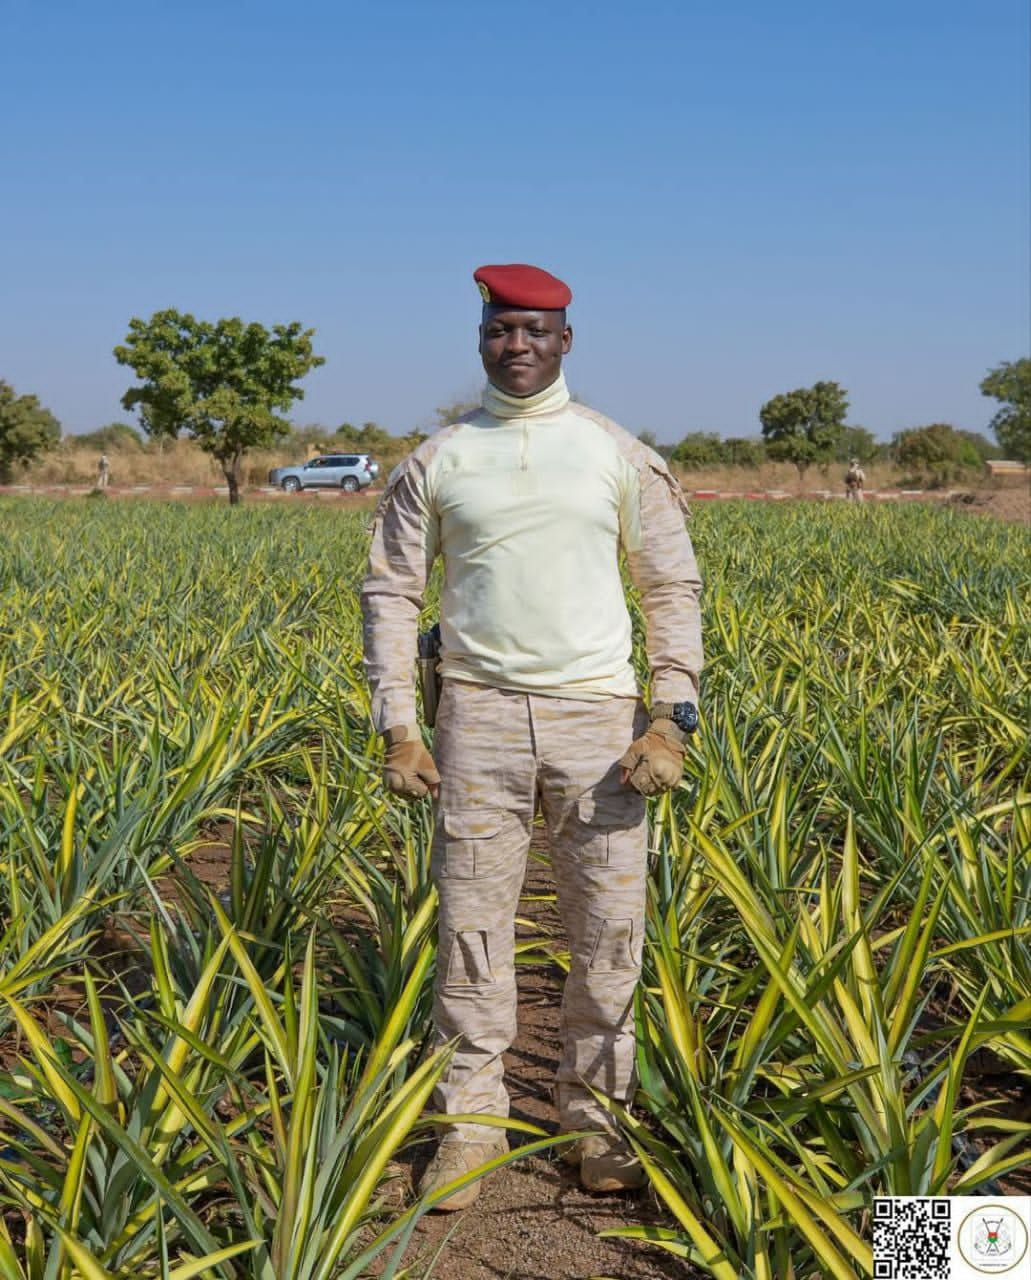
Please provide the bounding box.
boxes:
[334,421,394,450]
[834,425,882,464]
[759,381,848,480]
[113,310,325,504]
[0,380,61,483]
[891,423,982,485]
[670,432,723,468]
[75,422,144,451]
[955,429,1001,463]
[980,358,1031,463]
[721,437,765,468]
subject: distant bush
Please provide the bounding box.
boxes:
[721,437,766,467]
[74,422,144,450]
[892,423,983,487]
[956,429,1002,462]
[670,432,768,468]
[833,425,886,463]
[333,422,394,450]
[671,432,724,468]
[287,423,333,451]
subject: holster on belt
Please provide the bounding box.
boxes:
[416,622,443,728]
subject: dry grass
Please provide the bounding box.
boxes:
[18,440,1018,496]
[665,459,1011,494]
[24,437,413,489]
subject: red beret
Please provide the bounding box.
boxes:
[473,263,572,309]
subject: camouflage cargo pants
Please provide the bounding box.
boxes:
[430,679,648,1140]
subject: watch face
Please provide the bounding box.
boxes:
[673,702,699,733]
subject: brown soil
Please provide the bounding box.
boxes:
[948,486,1031,525]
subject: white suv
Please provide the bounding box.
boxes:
[269,453,377,493]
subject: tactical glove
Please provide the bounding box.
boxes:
[618,719,686,797]
[382,724,441,800]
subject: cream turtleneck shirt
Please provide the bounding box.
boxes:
[361,373,703,731]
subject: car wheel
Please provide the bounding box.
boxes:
[341,477,359,493]
[283,477,301,493]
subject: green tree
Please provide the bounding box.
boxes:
[670,431,723,468]
[722,437,766,467]
[289,423,332,452]
[980,358,1031,463]
[113,310,325,504]
[759,381,848,482]
[891,423,981,486]
[76,422,144,451]
[956,429,1001,463]
[331,421,395,449]
[834,425,880,463]
[356,422,392,449]
[0,380,61,482]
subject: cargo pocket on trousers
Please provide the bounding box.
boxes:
[573,791,642,867]
[587,917,636,972]
[445,929,494,987]
[439,808,504,879]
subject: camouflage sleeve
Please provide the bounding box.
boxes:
[622,461,703,706]
[360,454,438,732]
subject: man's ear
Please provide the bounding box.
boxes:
[562,324,573,355]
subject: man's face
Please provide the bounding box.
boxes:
[479,306,573,397]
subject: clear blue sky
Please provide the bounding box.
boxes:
[2,0,1028,442]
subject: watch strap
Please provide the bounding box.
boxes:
[650,700,698,742]
[650,702,678,721]
[649,715,689,747]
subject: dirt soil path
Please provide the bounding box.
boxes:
[393,854,696,1280]
[948,486,1030,524]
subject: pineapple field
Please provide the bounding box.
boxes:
[0,495,1028,1279]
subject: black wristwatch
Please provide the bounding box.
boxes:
[651,701,699,737]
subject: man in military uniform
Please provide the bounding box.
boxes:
[361,264,703,1209]
[844,456,866,501]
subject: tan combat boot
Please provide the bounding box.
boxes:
[575,1133,646,1193]
[418,1133,509,1211]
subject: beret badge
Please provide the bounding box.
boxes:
[477,281,492,303]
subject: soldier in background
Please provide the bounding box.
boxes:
[361,263,703,1210]
[96,453,110,489]
[844,456,865,501]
